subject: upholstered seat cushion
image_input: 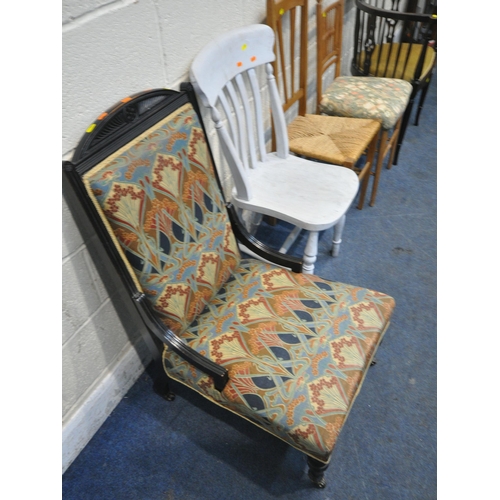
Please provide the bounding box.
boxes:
[163,260,395,462]
[320,76,412,130]
[287,114,380,165]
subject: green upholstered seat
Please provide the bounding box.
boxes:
[320,76,412,131]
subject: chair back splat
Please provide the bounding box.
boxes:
[63,87,395,488]
[190,25,289,179]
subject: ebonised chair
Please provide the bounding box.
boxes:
[63,87,395,488]
[351,0,437,164]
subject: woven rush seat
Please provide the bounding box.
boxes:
[163,259,394,462]
[287,114,380,166]
[320,76,412,131]
[66,88,396,487]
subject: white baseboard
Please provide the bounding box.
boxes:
[62,340,151,474]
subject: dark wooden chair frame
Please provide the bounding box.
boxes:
[351,0,437,164]
[62,85,342,487]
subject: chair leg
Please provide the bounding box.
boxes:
[280,225,303,253]
[302,230,319,274]
[332,215,346,258]
[357,132,378,210]
[248,211,263,235]
[356,169,370,210]
[393,95,414,166]
[152,358,175,401]
[307,456,329,488]
[386,117,402,171]
[414,74,433,126]
[369,130,388,207]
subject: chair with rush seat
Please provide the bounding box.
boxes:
[266,0,381,210]
[189,24,361,274]
[63,87,395,488]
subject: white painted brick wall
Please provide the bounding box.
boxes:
[62,0,356,472]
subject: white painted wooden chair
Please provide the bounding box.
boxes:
[189,24,359,275]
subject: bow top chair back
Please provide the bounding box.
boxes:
[63,88,396,488]
[190,24,360,273]
[314,0,413,205]
[350,0,437,161]
[266,0,381,210]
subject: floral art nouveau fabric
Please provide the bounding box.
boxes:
[83,103,240,335]
[164,260,394,462]
[82,101,395,464]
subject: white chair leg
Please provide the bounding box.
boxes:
[332,215,346,257]
[302,231,319,274]
[239,209,263,235]
[279,225,303,253]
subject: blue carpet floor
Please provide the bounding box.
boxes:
[63,73,437,499]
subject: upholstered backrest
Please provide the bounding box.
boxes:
[83,102,241,334]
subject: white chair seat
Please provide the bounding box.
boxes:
[234,153,359,231]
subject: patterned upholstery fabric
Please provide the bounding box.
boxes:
[163,260,395,462]
[83,98,396,464]
[83,103,241,335]
[320,76,412,130]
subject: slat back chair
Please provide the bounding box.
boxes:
[63,87,396,488]
[190,23,360,274]
[266,0,381,210]
[315,0,413,206]
[351,0,437,161]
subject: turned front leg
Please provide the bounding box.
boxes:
[332,215,346,257]
[302,230,319,274]
[307,456,329,488]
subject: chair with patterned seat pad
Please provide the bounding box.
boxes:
[63,87,396,488]
[314,0,413,206]
[349,0,437,166]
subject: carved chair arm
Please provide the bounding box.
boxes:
[63,161,229,392]
[134,294,229,391]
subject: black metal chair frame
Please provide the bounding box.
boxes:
[351,0,437,164]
